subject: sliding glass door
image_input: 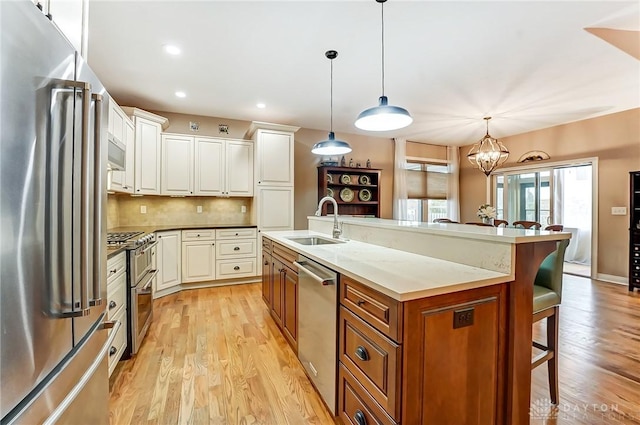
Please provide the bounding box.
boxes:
[495,170,553,225]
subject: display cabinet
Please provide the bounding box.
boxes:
[317,166,381,218]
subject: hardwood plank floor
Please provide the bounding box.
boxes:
[110,276,640,424]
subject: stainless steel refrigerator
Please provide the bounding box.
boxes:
[1,1,119,423]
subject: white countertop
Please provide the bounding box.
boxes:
[263,230,513,301]
[308,216,571,244]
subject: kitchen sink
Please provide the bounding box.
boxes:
[286,236,345,246]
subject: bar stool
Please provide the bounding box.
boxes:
[513,220,542,229]
[532,238,569,404]
[545,224,564,231]
[493,219,508,227]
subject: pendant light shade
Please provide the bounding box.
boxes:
[355,0,412,132]
[312,50,352,156]
[467,117,509,176]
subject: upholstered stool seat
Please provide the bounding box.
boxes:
[533,285,561,313]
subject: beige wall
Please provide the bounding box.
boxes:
[406,141,447,160]
[459,108,640,277]
[107,194,253,229]
[149,110,253,140]
[293,129,394,229]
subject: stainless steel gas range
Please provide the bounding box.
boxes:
[106,231,157,357]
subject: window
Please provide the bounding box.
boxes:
[405,161,449,222]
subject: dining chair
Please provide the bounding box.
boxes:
[465,222,494,227]
[493,219,508,227]
[532,238,570,405]
[513,220,542,229]
[434,218,458,223]
[545,224,564,231]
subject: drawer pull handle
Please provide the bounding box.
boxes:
[234,266,240,271]
[356,300,366,306]
[108,268,117,276]
[234,246,240,251]
[109,346,117,356]
[264,260,269,265]
[354,410,367,425]
[355,346,369,361]
[109,300,117,310]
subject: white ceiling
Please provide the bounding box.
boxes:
[87,1,640,146]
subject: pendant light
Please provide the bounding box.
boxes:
[312,50,352,155]
[466,117,510,176]
[355,0,412,132]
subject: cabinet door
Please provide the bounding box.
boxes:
[182,241,216,283]
[134,117,161,195]
[261,251,272,306]
[108,102,125,191]
[226,140,254,196]
[156,231,181,292]
[194,137,224,196]
[122,120,135,192]
[161,134,194,195]
[47,0,86,55]
[256,130,294,186]
[271,258,284,328]
[282,267,298,352]
[257,187,294,230]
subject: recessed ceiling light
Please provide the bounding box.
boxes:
[175,91,186,98]
[256,103,266,109]
[163,44,181,55]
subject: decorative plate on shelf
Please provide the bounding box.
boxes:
[340,174,351,184]
[327,188,334,198]
[359,188,372,202]
[359,175,371,185]
[340,188,354,202]
[327,174,333,184]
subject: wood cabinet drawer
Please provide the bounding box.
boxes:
[216,239,256,258]
[106,252,126,285]
[106,272,126,320]
[108,306,127,377]
[215,258,256,279]
[262,236,273,252]
[341,275,403,342]
[182,229,215,241]
[340,306,401,420]
[272,242,297,270]
[338,363,397,425]
[216,228,257,239]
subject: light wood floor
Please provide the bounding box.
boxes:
[110,276,640,425]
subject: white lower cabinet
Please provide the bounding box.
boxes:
[155,230,181,294]
[182,240,216,283]
[106,252,127,376]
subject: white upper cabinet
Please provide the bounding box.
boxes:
[194,137,225,196]
[161,134,194,195]
[108,99,134,193]
[43,0,88,56]
[121,108,168,196]
[225,140,254,196]
[254,129,295,186]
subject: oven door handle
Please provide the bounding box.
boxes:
[139,269,159,291]
[140,240,158,253]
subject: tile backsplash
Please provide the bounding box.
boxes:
[107,194,253,229]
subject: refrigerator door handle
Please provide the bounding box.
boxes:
[90,93,104,307]
[78,79,92,316]
[42,319,121,425]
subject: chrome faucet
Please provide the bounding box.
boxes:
[315,196,342,238]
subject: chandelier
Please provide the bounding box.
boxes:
[467,117,509,176]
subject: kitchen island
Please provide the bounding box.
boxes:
[262,217,570,425]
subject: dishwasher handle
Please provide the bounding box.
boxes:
[294,261,336,286]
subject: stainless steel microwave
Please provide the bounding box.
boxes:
[107,135,126,171]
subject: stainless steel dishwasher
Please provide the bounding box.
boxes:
[294,255,338,415]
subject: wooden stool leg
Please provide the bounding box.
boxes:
[547,306,560,404]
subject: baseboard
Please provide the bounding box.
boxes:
[595,273,627,285]
[153,277,261,299]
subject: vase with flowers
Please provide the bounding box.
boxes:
[477,204,497,224]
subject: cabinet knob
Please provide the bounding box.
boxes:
[353,410,367,425]
[108,268,117,276]
[234,246,240,251]
[109,300,117,310]
[197,234,200,237]
[235,233,239,236]
[355,346,369,361]
[109,346,117,356]
[356,299,366,306]
[234,266,240,271]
